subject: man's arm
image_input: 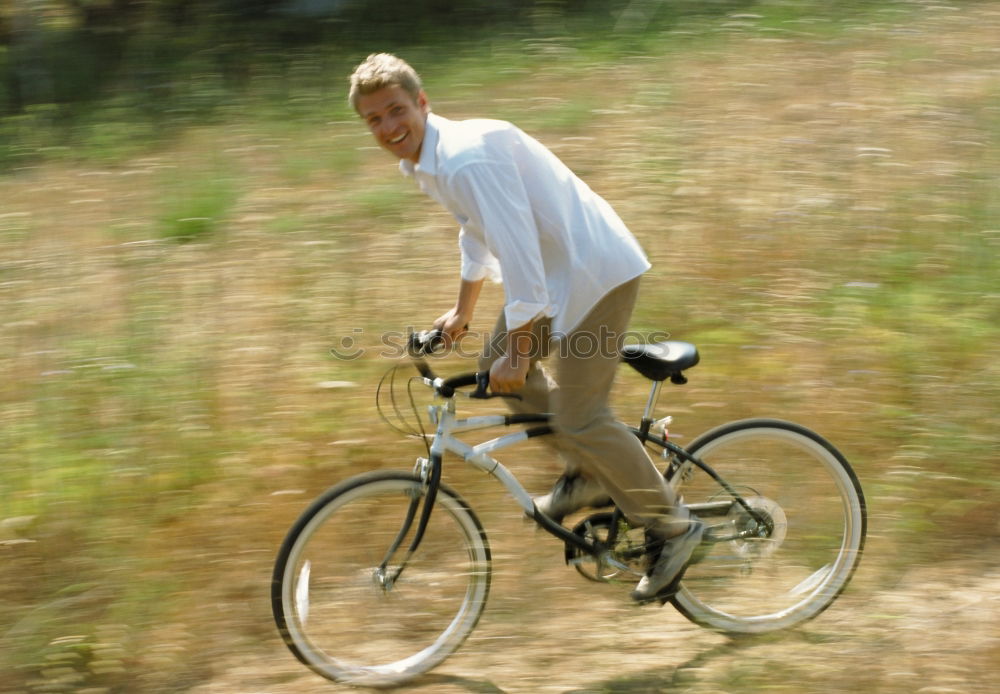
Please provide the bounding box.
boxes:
[449,163,550,336]
[434,277,484,344]
[433,276,534,393]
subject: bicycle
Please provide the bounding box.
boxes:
[271,332,867,688]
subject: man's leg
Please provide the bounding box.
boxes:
[548,277,688,537]
[549,278,704,601]
[479,313,610,521]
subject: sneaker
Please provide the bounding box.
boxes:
[630,519,705,603]
[533,474,612,524]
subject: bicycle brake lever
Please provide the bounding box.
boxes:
[471,371,490,398]
[468,371,523,401]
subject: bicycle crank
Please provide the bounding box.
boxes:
[565,513,647,583]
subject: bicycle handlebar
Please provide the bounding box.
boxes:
[406,330,519,401]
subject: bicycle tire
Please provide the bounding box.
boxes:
[271,470,491,688]
[666,419,866,633]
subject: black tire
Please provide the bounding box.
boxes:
[271,470,491,687]
[668,419,866,633]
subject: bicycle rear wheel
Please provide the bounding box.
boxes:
[272,470,491,688]
[669,419,866,633]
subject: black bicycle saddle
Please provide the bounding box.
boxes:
[621,341,700,384]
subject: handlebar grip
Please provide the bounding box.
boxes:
[408,329,445,356]
[407,324,471,357]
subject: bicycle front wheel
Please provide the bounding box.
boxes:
[670,419,866,633]
[271,470,491,688]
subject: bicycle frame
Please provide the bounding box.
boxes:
[393,373,773,583]
[421,399,603,555]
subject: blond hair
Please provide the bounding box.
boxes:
[348,53,423,112]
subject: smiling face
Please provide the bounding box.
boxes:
[357,85,430,163]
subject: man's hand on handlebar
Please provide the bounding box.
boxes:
[488,354,529,394]
[432,308,470,349]
[406,328,522,401]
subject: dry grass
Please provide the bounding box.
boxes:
[1,2,999,691]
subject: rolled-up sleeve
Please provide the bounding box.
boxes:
[448,161,552,329]
[459,227,502,283]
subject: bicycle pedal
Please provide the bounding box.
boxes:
[654,572,684,605]
[655,579,683,605]
[632,591,676,607]
[633,571,685,607]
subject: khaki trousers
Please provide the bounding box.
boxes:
[480,277,686,536]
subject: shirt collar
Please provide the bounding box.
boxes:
[399,112,441,178]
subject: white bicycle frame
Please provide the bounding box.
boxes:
[410,374,694,579]
[413,371,758,552]
[420,386,543,515]
[418,375,673,499]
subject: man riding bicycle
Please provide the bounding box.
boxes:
[349,52,702,601]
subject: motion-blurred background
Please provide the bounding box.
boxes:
[1,1,998,692]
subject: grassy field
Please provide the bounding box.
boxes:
[1,1,999,691]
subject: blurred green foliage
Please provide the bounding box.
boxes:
[0,0,867,170]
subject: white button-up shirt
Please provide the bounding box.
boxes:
[400,113,650,335]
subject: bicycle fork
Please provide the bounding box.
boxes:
[372,454,442,592]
